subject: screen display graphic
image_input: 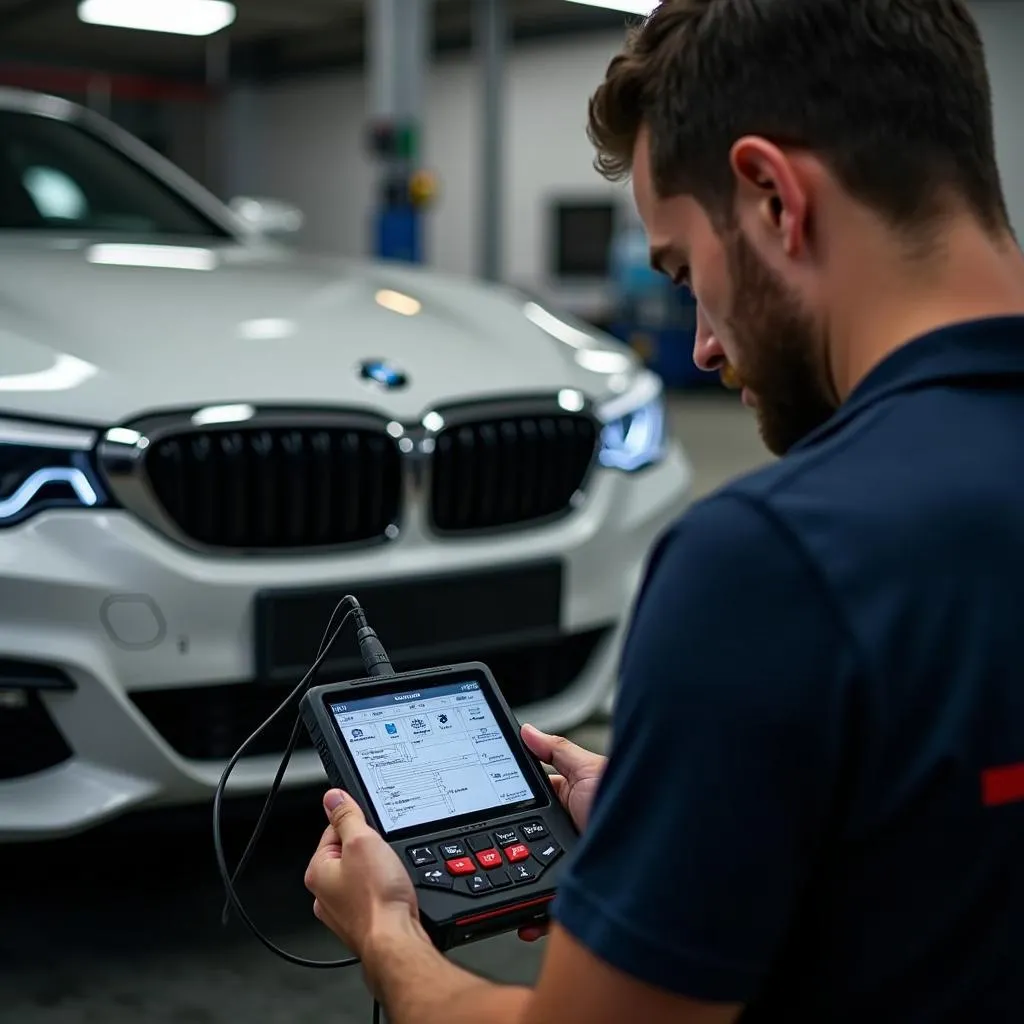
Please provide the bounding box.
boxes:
[330,681,533,834]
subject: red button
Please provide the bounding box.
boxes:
[505,843,530,862]
[446,857,476,876]
[476,848,502,869]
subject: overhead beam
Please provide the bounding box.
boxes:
[231,3,629,83]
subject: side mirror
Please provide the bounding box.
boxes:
[229,196,305,237]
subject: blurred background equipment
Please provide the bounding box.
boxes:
[608,205,716,389]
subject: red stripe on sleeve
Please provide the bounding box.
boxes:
[982,763,1024,807]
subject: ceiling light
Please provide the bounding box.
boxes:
[563,0,660,15]
[78,0,236,36]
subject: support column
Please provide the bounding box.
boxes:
[476,0,506,283]
[204,33,231,195]
[367,0,433,263]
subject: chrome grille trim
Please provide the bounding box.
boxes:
[98,395,601,555]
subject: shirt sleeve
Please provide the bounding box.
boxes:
[552,491,858,1004]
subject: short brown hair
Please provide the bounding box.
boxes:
[587,0,1009,233]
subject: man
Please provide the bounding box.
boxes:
[304,1,1024,1020]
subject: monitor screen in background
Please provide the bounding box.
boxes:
[551,200,617,278]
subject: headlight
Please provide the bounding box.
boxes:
[0,419,108,526]
[597,370,667,472]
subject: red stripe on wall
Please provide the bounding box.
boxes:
[982,763,1024,807]
[0,63,211,103]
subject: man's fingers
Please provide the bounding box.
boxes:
[323,789,368,842]
[521,723,596,779]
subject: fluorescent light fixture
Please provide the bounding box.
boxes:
[375,289,422,317]
[78,0,236,36]
[563,0,660,15]
[87,244,217,271]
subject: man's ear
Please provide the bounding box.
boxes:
[729,136,808,258]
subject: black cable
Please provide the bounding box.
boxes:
[214,592,396,1024]
[213,595,364,968]
[219,598,354,926]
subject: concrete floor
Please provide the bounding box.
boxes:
[0,392,768,1024]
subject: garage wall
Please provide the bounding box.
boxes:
[227,3,1024,281]
[223,31,628,291]
[974,1,1024,237]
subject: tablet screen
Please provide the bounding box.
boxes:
[328,680,536,835]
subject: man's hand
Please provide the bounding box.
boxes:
[522,723,606,831]
[518,723,607,943]
[304,790,425,962]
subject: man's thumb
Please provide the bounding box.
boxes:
[521,723,590,776]
[324,789,366,840]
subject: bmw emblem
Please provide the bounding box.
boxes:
[358,359,408,390]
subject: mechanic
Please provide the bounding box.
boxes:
[304,1,1024,1021]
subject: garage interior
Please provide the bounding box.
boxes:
[1,0,1022,1020]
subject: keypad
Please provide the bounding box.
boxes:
[438,841,467,860]
[509,862,536,884]
[466,873,492,894]
[418,867,454,890]
[407,819,562,897]
[476,848,503,870]
[532,840,561,865]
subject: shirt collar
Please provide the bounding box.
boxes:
[793,315,1024,452]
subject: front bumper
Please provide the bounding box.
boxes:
[0,446,691,841]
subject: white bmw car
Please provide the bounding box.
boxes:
[0,88,693,842]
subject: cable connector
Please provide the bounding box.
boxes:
[351,607,394,677]
[356,625,394,677]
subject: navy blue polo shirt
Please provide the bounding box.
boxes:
[553,316,1024,1021]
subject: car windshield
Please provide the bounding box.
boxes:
[0,109,230,238]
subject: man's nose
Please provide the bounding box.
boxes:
[693,306,726,372]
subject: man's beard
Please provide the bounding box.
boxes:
[723,229,837,456]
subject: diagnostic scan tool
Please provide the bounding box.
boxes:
[300,661,578,950]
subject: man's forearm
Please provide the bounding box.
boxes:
[364,916,532,1024]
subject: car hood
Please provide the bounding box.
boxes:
[0,237,638,426]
